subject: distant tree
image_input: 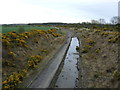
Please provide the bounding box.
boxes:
[19,26,25,33]
[99,18,106,24]
[91,19,99,24]
[110,16,120,24]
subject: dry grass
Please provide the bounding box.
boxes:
[77,27,119,88]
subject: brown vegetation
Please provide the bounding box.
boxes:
[76,27,119,88]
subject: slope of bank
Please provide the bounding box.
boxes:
[2,29,66,88]
[75,27,119,88]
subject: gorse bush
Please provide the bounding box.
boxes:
[2,29,62,89]
[101,32,109,37]
[2,71,27,88]
[8,51,15,57]
[86,39,95,45]
[27,55,42,69]
[3,55,42,88]
[2,29,61,49]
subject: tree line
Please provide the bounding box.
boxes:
[91,16,120,25]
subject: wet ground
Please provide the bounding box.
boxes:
[53,37,80,88]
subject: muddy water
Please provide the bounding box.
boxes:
[54,37,80,88]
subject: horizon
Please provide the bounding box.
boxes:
[0,0,119,24]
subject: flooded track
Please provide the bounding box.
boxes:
[50,37,80,88]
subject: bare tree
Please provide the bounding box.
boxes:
[110,16,120,24]
[99,18,106,24]
[91,19,99,24]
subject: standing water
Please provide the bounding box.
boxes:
[54,37,80,88]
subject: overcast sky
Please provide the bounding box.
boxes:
[0,0,119,24]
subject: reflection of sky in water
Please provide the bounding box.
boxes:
[55,37,79,88]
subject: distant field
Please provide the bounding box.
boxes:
[1,25,54,33]
[0,25,2,33]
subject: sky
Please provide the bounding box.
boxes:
[0,0,119,24]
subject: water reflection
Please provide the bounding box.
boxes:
[54,37,80,88]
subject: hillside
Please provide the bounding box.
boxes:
[2,29,66,88]
[75,26,119,88]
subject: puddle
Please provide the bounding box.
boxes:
[54,37,80,88]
